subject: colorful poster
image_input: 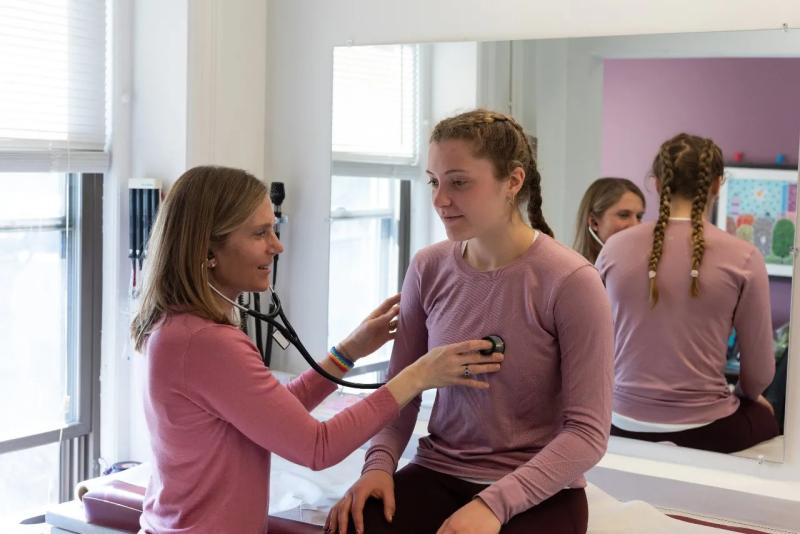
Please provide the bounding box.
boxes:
[717,167,797,277]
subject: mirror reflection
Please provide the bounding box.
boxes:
[328,30,799,463]
[596,134,782,455]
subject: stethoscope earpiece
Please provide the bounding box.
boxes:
[480,335,505,355]
[587,225,605,247]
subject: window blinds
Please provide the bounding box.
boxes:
[332,44,418,164]
[0,0,108,172]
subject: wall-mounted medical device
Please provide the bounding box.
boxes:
[128,178,162,297]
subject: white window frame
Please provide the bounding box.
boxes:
[329,44,430,380]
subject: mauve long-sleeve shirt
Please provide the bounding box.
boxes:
[362,236,613,524]
[596,220,775,425]
[140,313,399,534]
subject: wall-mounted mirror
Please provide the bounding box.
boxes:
[328,29,800,463]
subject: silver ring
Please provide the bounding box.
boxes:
[463,365,471,378]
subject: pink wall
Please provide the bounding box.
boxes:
[601,57,800,330]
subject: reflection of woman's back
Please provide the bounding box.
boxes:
[597,133,779,453]
[600,220,770,417]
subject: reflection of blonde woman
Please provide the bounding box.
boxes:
[130,166,503,533]
[328,111,613,534]
[573,177,645,264]
[597,133,778,453]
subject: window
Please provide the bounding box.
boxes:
[332,44,419,164]
[0,0,106,525]
[0,174,74,444]
[0,172,102,524]
[328,176,408,378]
[329,44,422,384]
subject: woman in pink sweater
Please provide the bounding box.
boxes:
[130,166,504,533]
[327,110,613,534]
[596,133,779,453]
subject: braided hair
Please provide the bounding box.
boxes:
[648,133,723,306]
[430,109,554,237]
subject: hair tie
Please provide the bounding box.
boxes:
[648,270,657,279]
[690,269,699,278]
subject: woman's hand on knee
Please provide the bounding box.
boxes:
[436,498,501,534]
[325,470,395,534]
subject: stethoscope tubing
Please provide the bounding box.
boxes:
[244,290,385,389]
[213,285,503,390]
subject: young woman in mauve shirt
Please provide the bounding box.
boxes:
[327,110,614,534]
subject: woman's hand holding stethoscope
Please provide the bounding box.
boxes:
[336,297,506,387]
[411,339,504,391]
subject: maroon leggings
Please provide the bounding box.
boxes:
[611,397,780,453]
[348,463,588,534]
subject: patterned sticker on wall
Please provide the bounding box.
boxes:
[718,167,797,277]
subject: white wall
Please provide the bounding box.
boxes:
[101,0,267,465]
[101,0,189,467]
[187,0,267,175]
[264,0,800,529]
[100,0,134,470]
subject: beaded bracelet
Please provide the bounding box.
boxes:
[329,345,355,371]
[328,353,350,372]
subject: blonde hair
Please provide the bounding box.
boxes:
[430,109,553,237]
[648,133,723,306]
[131,166,268,351]
[573,177,645,263]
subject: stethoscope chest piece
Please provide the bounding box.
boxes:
[480,335,505,355]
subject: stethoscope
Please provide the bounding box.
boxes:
[209,282,506,390]
[588,225,605,246]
